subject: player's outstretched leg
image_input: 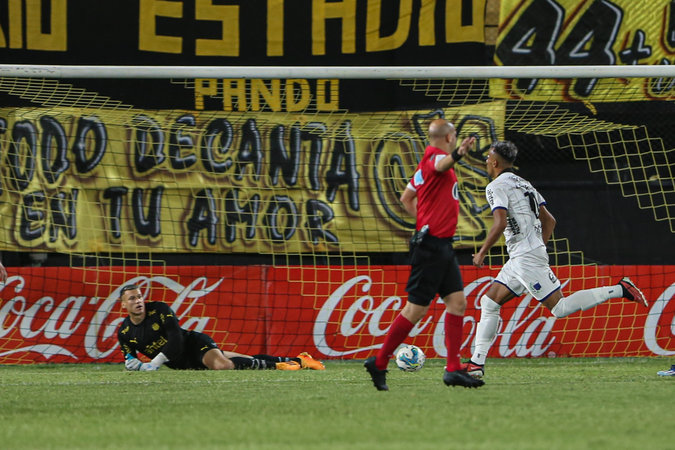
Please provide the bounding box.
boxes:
[364,357,389,391]
[460,360,485,379]
[657,365,675,377]
[443,369,485,388]
[619,277,648,307]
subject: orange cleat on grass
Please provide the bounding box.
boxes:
[296,352,325,370]
[276,361,302,370]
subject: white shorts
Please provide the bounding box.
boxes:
[495,250,561,301]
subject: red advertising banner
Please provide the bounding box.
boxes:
[0,265,673,364]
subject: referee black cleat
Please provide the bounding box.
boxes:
[364,357,389,391]
[443,369,485,388]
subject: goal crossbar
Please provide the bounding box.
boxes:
[1,64,675,79]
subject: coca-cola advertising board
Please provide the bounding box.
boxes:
[0,265,672,364]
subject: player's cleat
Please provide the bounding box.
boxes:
[297,352,325,370]
[276,361,301,370]
[443,369,485,388]
[657,365,675,376]
[364,357,388,391]
[619,277,648,307]
[460,360,485,379]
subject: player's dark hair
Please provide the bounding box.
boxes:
[491,140,518,163]
[119,284,140,299]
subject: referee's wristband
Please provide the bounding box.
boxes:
[451,148,463,162]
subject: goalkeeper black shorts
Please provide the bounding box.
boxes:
[165,330,220,370]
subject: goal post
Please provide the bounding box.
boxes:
[0,65,672,364]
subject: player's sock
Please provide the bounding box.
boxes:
[230,356,272,370]
[471,295,501,366]
[444,312,463,372]
[375,314,414,370]
[252,354,300,364]
[551,286,621,318]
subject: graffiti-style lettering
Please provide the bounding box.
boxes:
[73,116,107,174]
[497,0,624,97]
[224,188,260,243]
[325,120,359,211]
[40,116,69,184]
[235,119,263,180]
[102,187,128,240]
[49,190,78,242]
[169,114,198,170]
[187,188,218,246]
[264,195,298,242]
[132,115,166,173]
[8,120,37,191]
[305,199,338,245]
[201,118,233,174]
[20,191,46,241]
[269,124,300,186]
[303,122,327,191]
[132,187,164,237]
[555,0,623,96]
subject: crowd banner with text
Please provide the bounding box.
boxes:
[494,0,675,101]
[0,104,505,254]
[0,265,672,364]
[0,0,487,66]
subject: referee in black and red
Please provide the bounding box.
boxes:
[364,119,484,391]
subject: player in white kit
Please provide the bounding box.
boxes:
[464,141,648,378]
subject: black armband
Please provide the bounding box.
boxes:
[451,148,463,162]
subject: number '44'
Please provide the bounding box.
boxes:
[496,0,627,97]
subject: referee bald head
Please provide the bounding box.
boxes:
[428,119,457,152]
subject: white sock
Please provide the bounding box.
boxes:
[550,286,622,318]
[471,295,501,366]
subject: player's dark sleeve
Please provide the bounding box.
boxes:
[117,321,137,358]
[156,302,185,361]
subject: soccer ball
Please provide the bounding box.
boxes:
[395,344,425,372]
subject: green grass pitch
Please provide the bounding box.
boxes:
[0,357,671,449]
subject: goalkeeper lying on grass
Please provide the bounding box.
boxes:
[117,284,324,371]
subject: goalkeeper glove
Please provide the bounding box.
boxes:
[124,354,142,371]
[139,352,169,371]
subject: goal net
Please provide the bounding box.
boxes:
[0,65,672,364]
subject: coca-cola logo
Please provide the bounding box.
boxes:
[0,275,223,361]
[1,268,672,362]
[644,283,675,356]
[313,274,675,357]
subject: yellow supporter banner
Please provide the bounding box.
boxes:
[0,103,504,254]
[493,0,675,101]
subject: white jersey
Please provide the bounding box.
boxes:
[485,171,547,258]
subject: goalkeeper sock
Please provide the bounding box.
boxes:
[230,357,271,370]
[253,354,302,365]
[550,286,621,318]
[444,312,463,372]
[375,314,414,370]
[471,295,501,366]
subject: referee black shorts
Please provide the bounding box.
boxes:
[165,330,220,370]
[406,235,463,306]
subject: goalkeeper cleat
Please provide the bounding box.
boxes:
[460,360,485,379]
[364,357,389,391]
[657,365,675,377]
[297,352,325,370]
[443,369,485,388]
[276,361,301,371]
[619,277,648,307]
